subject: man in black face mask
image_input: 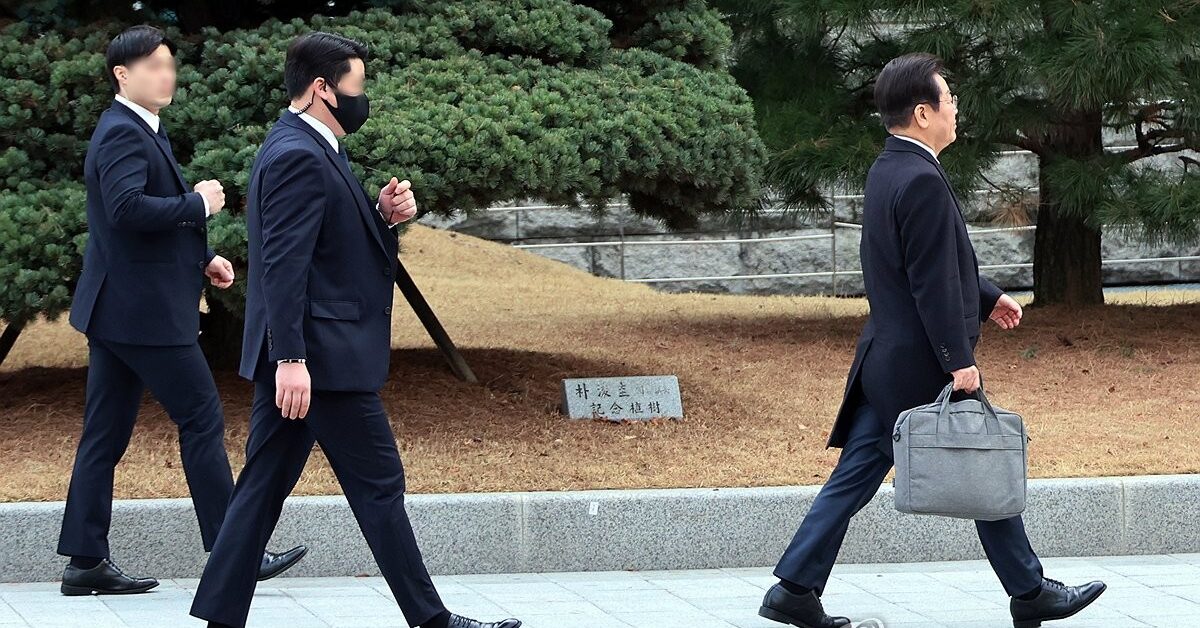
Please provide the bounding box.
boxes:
[189,32,522,628]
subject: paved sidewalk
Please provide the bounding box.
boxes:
[4,554,1200,628]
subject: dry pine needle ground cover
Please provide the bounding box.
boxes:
[2,224,1198,502]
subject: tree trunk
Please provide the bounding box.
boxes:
[1032,198,1104,305]
[1031,110,1106,306]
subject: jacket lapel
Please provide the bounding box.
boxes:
[111,100,190,192]
[883,136,982,272]
[278,112,389,258]
[157,128,192,192]
[884,135,966,218]
[932,163,965,215]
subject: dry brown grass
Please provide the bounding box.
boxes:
[2,224,1199,502]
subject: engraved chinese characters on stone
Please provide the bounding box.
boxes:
[560,375,683,421]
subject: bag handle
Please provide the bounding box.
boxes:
[935,375,1003,435]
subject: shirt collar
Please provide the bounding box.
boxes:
[114,94,160,133]
[892,134,939,163]
[287,105,340,151]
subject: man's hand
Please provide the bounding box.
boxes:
[378,177,417,225]
[276,362,311,420]
[204,255,234,289]
[989,294,1023,330]
[951,365,980,393]
[194,180,225,215]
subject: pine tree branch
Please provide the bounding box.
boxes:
[999,133,1044,156]
[1124,100,1192,162]
[1117,142,1193,163]
[1122,99,1198,162]
[829,20,848,50]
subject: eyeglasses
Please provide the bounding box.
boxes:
[917,94,958,111]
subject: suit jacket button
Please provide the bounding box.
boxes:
[384,306,392,315]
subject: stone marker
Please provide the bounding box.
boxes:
[560,375,683,421]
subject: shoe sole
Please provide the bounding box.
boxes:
[1013,583,1108,628]
[60,581,159,596]
[758,606,819,628]
[258,546,309,582]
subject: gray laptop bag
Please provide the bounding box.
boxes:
[892,381,1029,521]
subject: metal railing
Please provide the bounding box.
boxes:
[506,209,1200,294]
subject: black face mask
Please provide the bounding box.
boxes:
[299,80,370,134]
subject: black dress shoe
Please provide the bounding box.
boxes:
[759,583,851,628]
[60,558,158,595]
[1010,577,1107,627]
[258,545,308,581]
[447,614,522,628]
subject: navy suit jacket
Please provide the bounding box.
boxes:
[826,135,1005,455]
[239,111,400,392]
[69,99,216,346]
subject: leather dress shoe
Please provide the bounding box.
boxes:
[60,558,158,595]
[447,614,522,628]
[759,583,851,627]
[258,545,308,581]
[1010,577,1107,627]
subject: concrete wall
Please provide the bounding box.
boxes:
[419,147,1200,295]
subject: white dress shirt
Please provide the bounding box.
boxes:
[892,134,939,163]
[287,105,400,229]
[116,94,211,217]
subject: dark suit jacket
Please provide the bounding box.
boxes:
[825,135,1004,456]
[239,111,400,392]
[69,99,216,346]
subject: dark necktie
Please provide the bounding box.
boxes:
[156,124,177,157]
[157,124,174,150]
[337,141,350,165]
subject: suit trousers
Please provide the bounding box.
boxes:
[58,335,233,559]
[189,379,446,628]
[773,394,1044,597]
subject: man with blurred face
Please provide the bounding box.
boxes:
[757,53,1106,628]
[188,31,522,628]
[58,25,306,597]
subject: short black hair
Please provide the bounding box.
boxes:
[105,25,177,94]
[873,53,946,130]
[284,32,369,100]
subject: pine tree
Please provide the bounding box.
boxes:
[717,0,1200,306]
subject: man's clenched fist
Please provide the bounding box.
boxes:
[378,177,417,225]
[205,255,234,289]
[951,365,980,393]
[195,179,225,215]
